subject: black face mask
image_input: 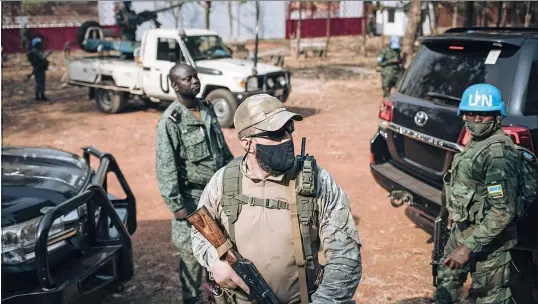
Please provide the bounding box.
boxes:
[255,140,295,176]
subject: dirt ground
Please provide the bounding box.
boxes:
[2,37,436,304]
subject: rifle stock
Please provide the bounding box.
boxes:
[187,206,279,304]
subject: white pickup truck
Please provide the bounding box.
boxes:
[65,28,291,128]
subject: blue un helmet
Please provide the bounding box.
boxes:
[390,36,400,49]
[31,37,42,48]
[457,83,506,118]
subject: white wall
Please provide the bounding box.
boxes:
[375,2,434,37]
[129,1,286,42]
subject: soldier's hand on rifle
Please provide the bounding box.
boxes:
[174,208,189,220]
[442,245,472,270]
[212,259,250,294]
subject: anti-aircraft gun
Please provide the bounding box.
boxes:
[74,3,183,58]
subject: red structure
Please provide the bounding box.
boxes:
[2,25,118,53]
[285,1,364,39]
[1,1,118,53]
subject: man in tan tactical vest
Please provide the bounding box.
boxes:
[191,94,362,304]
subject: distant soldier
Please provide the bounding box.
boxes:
[377,35,405,97]
[26,37,49,101]
[116,1,138,42]
[155,63,234,304]
[435,84,537,303]
[20,22,30,50]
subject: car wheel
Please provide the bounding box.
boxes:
[95,81,127,114]
[205,89,237,128]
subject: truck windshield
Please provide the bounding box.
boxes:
[184,35,233,61]
[398,40,521,106]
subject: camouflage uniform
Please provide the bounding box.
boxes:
[436,127,519,304]
[27,44,48,100]
[191,94,362,304]
[116,5,138,42]
[156,99,234,303]
[377,46,404,97]
[20,25,29,49]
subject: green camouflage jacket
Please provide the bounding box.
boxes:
[444,128,519,252]
[156,99,234,213]
[377,46,404,75]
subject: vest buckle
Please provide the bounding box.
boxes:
[248,197,255,206]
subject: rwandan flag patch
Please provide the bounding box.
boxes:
[487,184,504,198]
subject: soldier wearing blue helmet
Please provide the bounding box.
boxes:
[376,36,405,97]
[26,37,49,100]
[435,84,519,303]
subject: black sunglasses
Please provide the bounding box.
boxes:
[250,121,295,139]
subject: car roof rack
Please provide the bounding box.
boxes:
[445,27,538,33]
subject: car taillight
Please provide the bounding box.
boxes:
[502,126,535,153]
[457,125,534,153]
[379,99,393,122]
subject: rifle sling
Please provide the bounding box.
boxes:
[288,180,310,304]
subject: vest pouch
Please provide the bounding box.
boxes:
[182,126,211,162]
[442,171,452,201]
[447,182,475,223]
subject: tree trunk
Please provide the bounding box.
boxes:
[295,1,302,58]
[362,1,367,57]
[501,1,508,26]
[380,5,384,47]
[480,2,488,26]
[428,2,437,35]
[524,1,532,27]
[496,1,502,27]
[228,1,233,37]
[205,1,211,29]
[464,1,474,27]
[453,3,458,27]
[324,1,331,57]
[509,1,516,26]
[402,0,421,68]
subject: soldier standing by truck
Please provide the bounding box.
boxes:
[190,94,363,304]
[155,63,234,304]
[26,37,49,101]
[377,36,405,97]
[116,1,138,42]
[435,84,538,304]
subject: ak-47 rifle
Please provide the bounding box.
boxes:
[187,206,279,304]
[431,187,450,287]
[25,50,53,82]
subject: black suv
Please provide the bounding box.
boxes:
[370,27,538,301]
[1,146,137,304]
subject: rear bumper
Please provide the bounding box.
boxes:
[370,131,442,221]
[3,245,128,304]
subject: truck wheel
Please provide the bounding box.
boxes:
[96,88,127,114]
[206,89,238,128]
[77,20,101,52]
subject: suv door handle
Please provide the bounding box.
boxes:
[154,68,161,72]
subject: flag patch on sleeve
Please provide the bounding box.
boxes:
[487,184,504,198]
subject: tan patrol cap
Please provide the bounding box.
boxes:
[234,94,303,138]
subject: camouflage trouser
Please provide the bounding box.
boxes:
[381,69,404,97]
[34,70,46,99]
[435,225,514,304]
[172,192,209,304]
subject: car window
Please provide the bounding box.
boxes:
[398,41,521,106]
[156,38,182,62]
[524,54,538,115]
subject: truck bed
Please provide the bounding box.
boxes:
[67,57,143,92]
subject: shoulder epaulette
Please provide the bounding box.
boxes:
[168,109,179,122]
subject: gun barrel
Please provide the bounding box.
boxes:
[147,3,184,15]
